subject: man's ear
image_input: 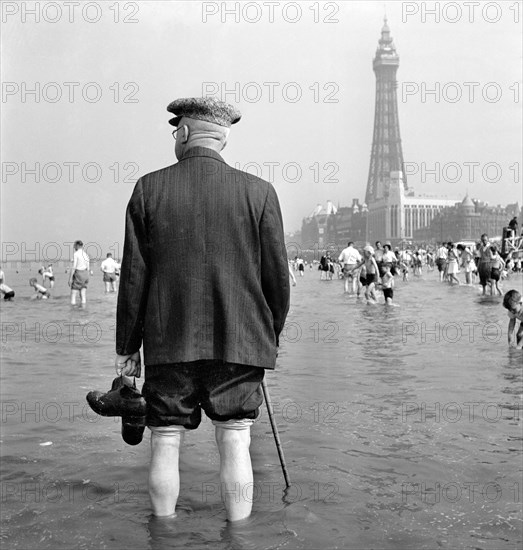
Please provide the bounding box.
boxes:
[181,125,189,143]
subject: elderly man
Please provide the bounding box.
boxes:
[114,97,290,522]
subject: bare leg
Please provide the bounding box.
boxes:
[70,289,79,305]
[352,275,358,294]
[215,424,253,522]
[149,427,184,517]
[516,326,523,348]
[367,283,376,302]
[80,288,87,304]
[370,285,377,301]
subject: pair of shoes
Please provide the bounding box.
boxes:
[86,376,146,446]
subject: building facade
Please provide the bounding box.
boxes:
[301,200,367,250]
[301,201,337,249]
[413,196,522,243]
[366,171,456,244]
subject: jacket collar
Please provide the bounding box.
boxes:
[179,146,226,164]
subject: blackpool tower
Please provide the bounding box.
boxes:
[364,19,458,243]
[365,17,407,205]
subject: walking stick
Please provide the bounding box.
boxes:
[261,378,291,488]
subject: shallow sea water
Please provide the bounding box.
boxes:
[1,264,522,549]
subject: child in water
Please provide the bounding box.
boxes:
[412,252,423,277]
[381,264,395,305]
[489,246,505,296]
[399,258,409,282]
[503,289,523,348]
[43,264,55,289]
[30,278,50,299]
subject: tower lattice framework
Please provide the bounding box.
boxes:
[365,19,407,205]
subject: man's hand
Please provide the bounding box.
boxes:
[115,351,141,377]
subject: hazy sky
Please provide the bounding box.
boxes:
[1,1,521,260]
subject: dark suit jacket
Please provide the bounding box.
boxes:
[116,146,290,369]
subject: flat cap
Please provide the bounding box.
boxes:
[167,97,241,127]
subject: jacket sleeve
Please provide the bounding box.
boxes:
[116,179,150,355]
[259,183,290,345]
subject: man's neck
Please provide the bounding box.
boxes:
[185,138,223,153]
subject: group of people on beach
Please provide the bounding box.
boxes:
[292,235,523,345]
[289,241,400,305]
[67,244,121,305]
[0,241,121,305]
[337,241,398,304]
[0,268,48,301]
[288,230,522,310]
[67,243,121,305]
[434,233,517,296]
